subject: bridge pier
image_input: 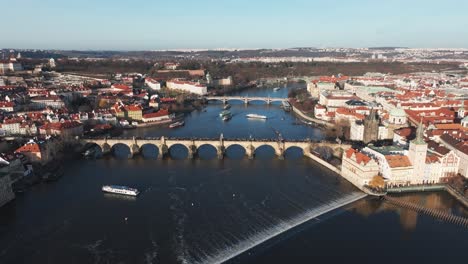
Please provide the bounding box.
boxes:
[276,148,285,160]
[101,143,111,155]
[187,145,197,159]
[157,144,168,159]
[217,146,225,160]
[130,144,140,157]
[246,144,255,160]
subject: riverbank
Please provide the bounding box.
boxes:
[291,105,333,128]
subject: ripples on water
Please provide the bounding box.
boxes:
[0,150,360,264]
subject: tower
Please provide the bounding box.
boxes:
[458,100,466,118]
[408,120,427,184]
[49,58,56,68]
[206,72,212,85]
[363,109,379,144]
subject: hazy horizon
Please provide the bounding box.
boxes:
[4,46,468,52]
[1,0,468,50]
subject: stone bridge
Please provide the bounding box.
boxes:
[81,136,349,160]
[205,96,286,105]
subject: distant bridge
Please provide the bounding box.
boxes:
[205,96,287,105]
[81,136,349,160]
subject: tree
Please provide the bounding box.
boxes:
[369,175,385,189]
[314,146,333,161]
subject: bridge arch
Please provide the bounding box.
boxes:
[82,143,103,158]
[140,143,159,159]
[254,144,276,159]
[224,144,246,159]
[284,146,304,160]
[168,143,190,160]
[112,143,132,159]
[197,143,218,160]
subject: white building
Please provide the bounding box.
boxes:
[0,60,23,74]
[31,96,65,109]
[49,58,56,68]
[461,116,468,128]
[145,78,161,90]
[350,121,365,141]
[166,79,207,95]
[439,133,468,178]
[424,150,460,184]
[319,90,358,112]
[341,148,380,187]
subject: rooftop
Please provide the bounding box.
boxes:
[385,155,412,168]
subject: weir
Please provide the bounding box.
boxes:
[196,192,367,264]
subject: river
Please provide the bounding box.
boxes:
[0,84,467,264]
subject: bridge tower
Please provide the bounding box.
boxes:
[217,133,225,159]
[158,136,168,159]
[244,98,249,105]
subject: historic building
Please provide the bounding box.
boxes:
[363,109,380,144]
[408,121,428,183]
[341,148,380,187]
[385,107,408,138]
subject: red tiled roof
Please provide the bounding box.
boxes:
[0,101,15,107]
[143,109,170,118]
[345,148,372,165]
[385,155,412,168]
[15,143,40,153]
[40,121,82,131]
[394,127,415,138]
[112,84,131,90]
[425,154,440,164]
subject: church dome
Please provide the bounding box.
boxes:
[390,108,406,117]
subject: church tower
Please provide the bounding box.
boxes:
[408,120,427,184]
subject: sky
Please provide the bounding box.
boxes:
[1,0,468,50]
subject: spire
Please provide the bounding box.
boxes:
[413,119,425,144]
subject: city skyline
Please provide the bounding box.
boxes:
[2,0,468,50]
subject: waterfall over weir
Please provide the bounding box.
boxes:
[194,192,367,264]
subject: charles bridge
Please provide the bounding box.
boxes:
[81,135,350,160]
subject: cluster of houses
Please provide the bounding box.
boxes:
[307,73,468,187]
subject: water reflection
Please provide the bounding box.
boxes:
[103,193,138,202]
[351,192,468,232]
